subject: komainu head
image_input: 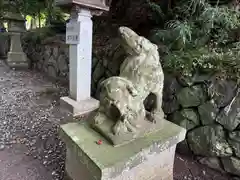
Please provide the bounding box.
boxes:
[118,26,158,55]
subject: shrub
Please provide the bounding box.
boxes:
[148,0,240,80]
[23,28,55,44]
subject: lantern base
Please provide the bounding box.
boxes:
[7,52,29,69]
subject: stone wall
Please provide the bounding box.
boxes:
[23,33,240,177]
[22,34,125,97]
[163,74,240,177]
[23,35,69,82]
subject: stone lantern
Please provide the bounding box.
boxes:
[55,0,111,117]
[3,11,28,69]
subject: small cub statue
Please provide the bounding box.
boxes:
[92,27,165,146]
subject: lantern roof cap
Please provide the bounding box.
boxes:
[55,0,111,12]
[2,12,25,21]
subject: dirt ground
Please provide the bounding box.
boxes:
[0,60,232,180]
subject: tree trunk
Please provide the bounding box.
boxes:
[46,0,54,26]
[38,9,41,28]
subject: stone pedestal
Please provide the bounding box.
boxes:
[60,119,186,180]
[60,96,99,117]
[60,8,99,117]
[7,32,28,69]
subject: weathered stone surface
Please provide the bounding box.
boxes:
[57,54,69,77]
[105,70,113,79]
[95,77,106,99]
[177,73,212,87]
[47,55,58,73]
[177,85,206,108]
[23,36,71,81]
[59,45,67,55]
[170,109,199,130]
[162,75,181,113]
[216,92,240,131]
[162,95,180,114]
[192,73,213,84]
[7,31,29,69]
[20,21,240,177]
[52,47,59,59]
[221,157,240,176]
[92,55,98,69]
[187,125,232,157]
[228,131,240,158]
[208,78,236,108]
[163,74,182,100]
[108,45,125,75]
[176,140,192,155]
[198,100,219,125]
[91,82,97,96]
[93,62,105,82]
[44,46,52,61]
[177,75,194,87]
[47,65,58,78]
[60,119,186,180]
[63,46,69,56]
[36,61,43,70]
[93,27,165,146]
[198,157,225,173]
[60,97,99,118]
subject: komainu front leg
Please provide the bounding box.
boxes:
[153,92,164,119]
[155,92,163,112]
[146,111,156,123]
[112,120,128,135]
[112,115,139,135]
[93,106,107,125]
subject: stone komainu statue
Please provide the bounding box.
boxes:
[92,27,164,146]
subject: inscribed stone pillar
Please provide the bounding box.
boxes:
[69,9,93,101]
[60,7,100,117]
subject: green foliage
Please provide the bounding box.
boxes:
[1,0,45,16]
[146,0,166,24]
[163,46,240,79]
[198,4,240,43]
[149,0,240,80]
[1,0,66,29]
[152,0,240,48]
[23,27,55,44]
[167,20,193,46]
[175,0,209,18]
